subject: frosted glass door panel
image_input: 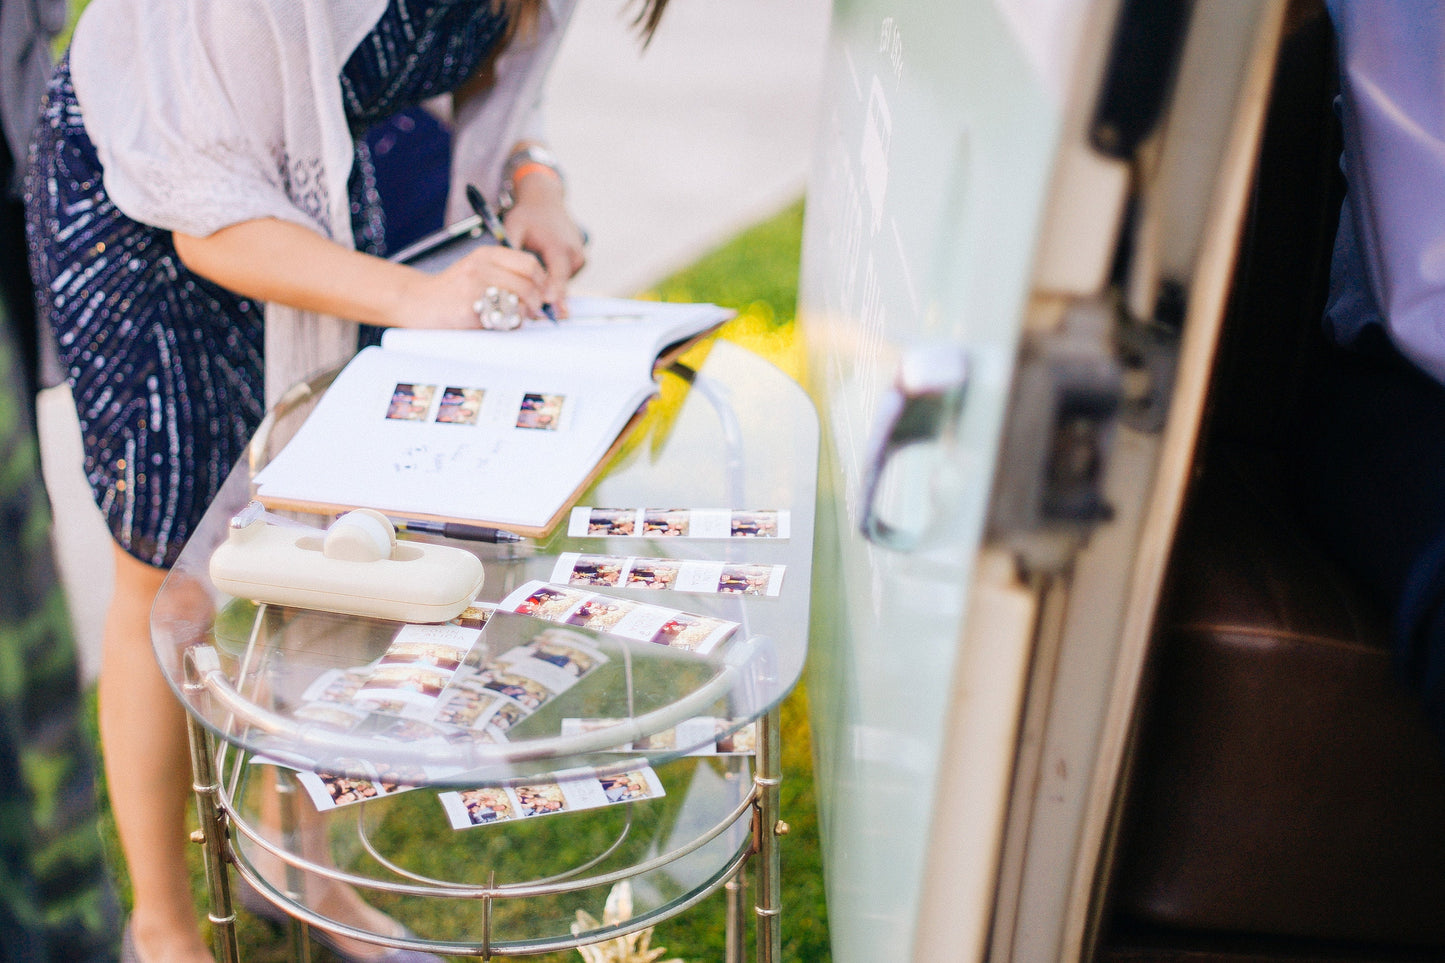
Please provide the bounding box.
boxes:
[799,0,1085,959]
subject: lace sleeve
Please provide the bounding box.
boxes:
[69,0,384,241]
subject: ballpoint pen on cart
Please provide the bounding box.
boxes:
[390,517,524,544]
[465,183,560,324]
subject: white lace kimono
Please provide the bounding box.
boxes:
[70,0,576,405]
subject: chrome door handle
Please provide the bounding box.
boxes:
[859,345,970,552]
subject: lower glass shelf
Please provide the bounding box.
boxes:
[220,746,757,955]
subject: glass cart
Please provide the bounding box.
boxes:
[150,339,817,961]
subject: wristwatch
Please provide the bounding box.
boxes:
[498,145,563,212]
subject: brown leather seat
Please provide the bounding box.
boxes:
[1111,449,1445,947]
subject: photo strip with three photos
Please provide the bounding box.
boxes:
[500,580,739,655]
[438,766,666,830]
[569,506,790,540]
[550,552,786,597]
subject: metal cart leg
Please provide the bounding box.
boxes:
[725,866,747,963]
[184,684,241,963]
[755,706,783,963]
[274,777,314,963]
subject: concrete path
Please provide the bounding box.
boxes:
[41,0,833,681]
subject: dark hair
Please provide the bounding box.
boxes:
[630,0,672,45]
[494,0,543,43]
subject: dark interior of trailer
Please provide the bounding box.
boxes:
[1099,3,1445,961]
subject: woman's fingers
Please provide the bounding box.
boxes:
[457,245,547,317]
[530,235,586,308]
[501,190,587,313]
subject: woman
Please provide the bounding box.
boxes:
[25,1,668,960]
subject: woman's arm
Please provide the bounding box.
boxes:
[500,144,587,309]
[450,44,585,310]
[173,217,548,328]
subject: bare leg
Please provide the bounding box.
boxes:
[106,543,430,962]
[251,780,426,960]
[100,544,213,962]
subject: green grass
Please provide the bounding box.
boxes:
[647,201,804,327]
[91,198,829,962]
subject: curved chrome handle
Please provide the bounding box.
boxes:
[859,344,970,552]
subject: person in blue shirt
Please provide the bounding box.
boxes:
[1299,1,1445,748]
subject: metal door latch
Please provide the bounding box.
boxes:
[988,300,1124,570]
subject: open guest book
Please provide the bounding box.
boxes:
[252,296,731,536]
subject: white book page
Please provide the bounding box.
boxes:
[253,344,650,528]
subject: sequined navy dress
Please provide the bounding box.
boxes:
[26,0,507,567]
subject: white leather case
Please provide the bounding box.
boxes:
[209,506,485,623]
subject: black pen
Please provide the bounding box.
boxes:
[465,184,560,324]
[391,517,524,544]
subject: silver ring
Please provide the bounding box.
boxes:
[473,286,523,331]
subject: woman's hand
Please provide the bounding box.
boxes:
[392,244,548,329]
[502,170,586,315]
